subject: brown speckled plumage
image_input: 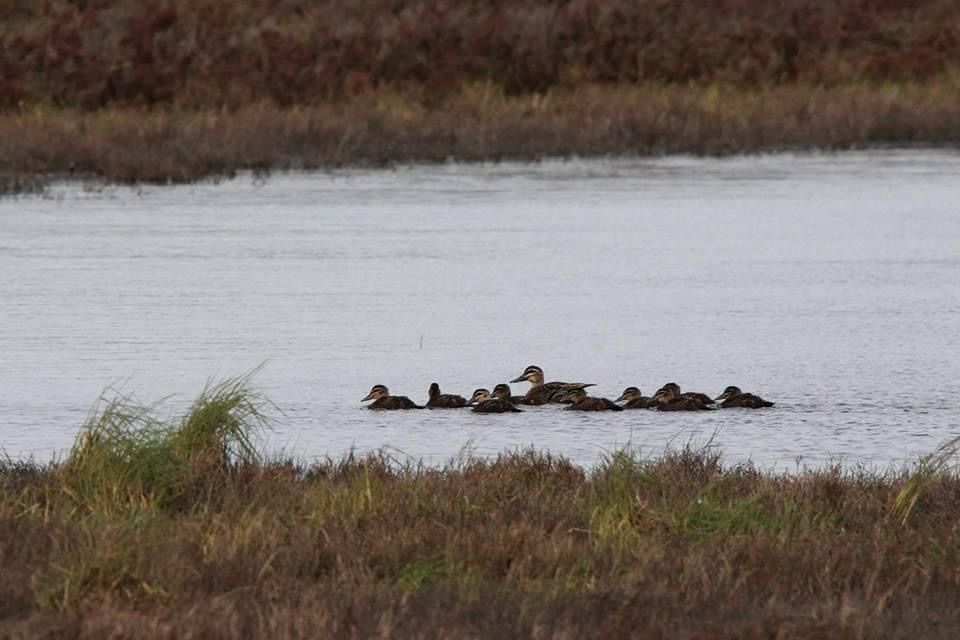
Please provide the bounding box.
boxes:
[510,365,595,405]
[716,386,774,408]
[426,383,468,408]
[362,385,424,410]
[564,389,624,412]
[616,387,658,409]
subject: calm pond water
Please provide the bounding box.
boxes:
[2,151,959,470]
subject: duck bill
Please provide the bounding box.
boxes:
[509,375,526,383]
[361,392,375,402]
[614,393,628,403]
[715,392,731,402]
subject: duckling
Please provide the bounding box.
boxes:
[491,384,526,410]
[467,388,489,405]
[468,388,522,413]
[615,386,658,409]
[426,382,468,408]
[491,383,531,405]
[564,388,624,412]
[510,365,595,405]
[653,387,713,411]
[715,386,774,408]
[660,382,715,406]
[362,384,424,410]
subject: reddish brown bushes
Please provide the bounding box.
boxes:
[2,0,960,110]
[2,1,959,193]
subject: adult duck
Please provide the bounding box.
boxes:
[510,365,595,405]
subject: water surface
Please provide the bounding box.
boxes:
[2,151,959,469]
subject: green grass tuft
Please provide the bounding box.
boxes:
[57,370,272,514]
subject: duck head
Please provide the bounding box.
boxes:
[510,365,544,385]
[362,384,389,402]
[428,382,441,399]
[467,388,491,405]
[615,387,642,403]
[653,387,678,403]
[661,382,681,394]
[566,388,588,404]
[716,386,742,402]
[492,384,513,401]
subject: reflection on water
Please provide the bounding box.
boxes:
[2,151,959,469]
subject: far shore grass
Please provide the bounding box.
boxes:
[6,0,960,195]
[3,80,960,195]
[3,376,960,637]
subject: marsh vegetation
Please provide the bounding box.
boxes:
[3,0,960,192]
[3,377,960,638]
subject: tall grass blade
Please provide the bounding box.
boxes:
[892,434,960,526]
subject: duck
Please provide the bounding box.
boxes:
[653,387,714,411]
[362,384,424,410]
[659,382,715,406]
[490,383,531,405]
[510,364,595,405]
[715,386,774,408]
[468,388,523,413]
[615,386,658,409]
[467,388,489,405]
[426,382,468,408]
[563,388,624,412]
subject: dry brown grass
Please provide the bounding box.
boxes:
[4,0,960,194]
[2,80,960,194]
[3,0,960,109]
[3,441,960,638]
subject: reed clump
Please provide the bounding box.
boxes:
[3,379,960,637]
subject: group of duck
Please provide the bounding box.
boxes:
[361,365,774,413]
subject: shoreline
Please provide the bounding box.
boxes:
[3,379,958,637]
[4,82,960,195]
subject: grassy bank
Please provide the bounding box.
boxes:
[3,81,960,195]
[3,379,960,637]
